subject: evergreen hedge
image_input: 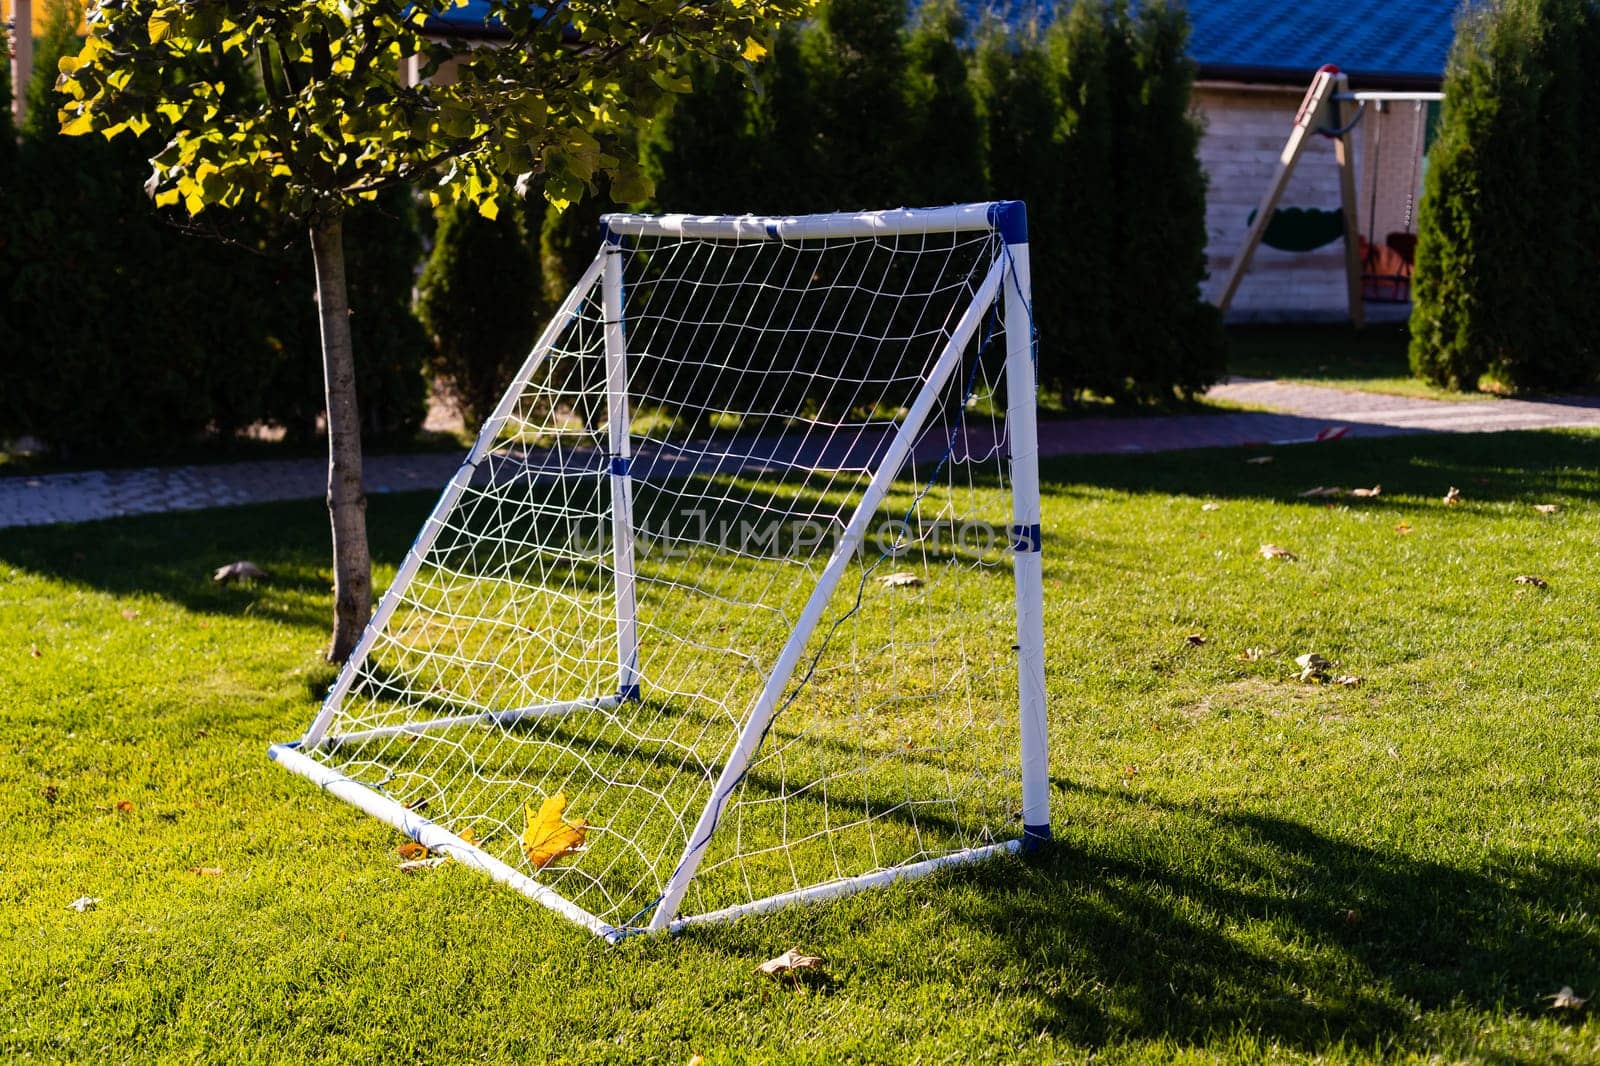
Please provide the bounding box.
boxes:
[1412,0,1600,392]
[5,0,1231,461]
[0,0,426,458]
[418,199,544,426]
[636,0,1224,405]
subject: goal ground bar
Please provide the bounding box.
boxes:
[268,742,627,942]
[270,741,1025,941]
[312,694,623,750]
[657,839,1024,936]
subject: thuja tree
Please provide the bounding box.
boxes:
[1411,0,1600,391]
[57,0,810,660]
[418,196,542,425]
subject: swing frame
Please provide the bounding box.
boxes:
[1214,65,1443,326]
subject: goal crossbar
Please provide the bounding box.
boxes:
[270,201,1049,940]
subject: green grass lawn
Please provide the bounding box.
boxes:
[1226,324,1501,402]
[3,431,1598,1063]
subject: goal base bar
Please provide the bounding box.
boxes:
[267,742,626,942]
[655,839,1025,937]
[312,694,621,750]
[270,742,1029,942]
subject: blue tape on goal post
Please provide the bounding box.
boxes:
[1010,523,1042,553]
[988,200,1028,245]
[610,456,631,476]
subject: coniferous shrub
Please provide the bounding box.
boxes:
[641,58,758,213]
[1102,0,1225,402]
[748,26,824,213]
[973,18,1072,393]
[0,0,429,457]
[808,0,914,209]
[1411,0,1600,391]
[905,1,984,206]
[418,200,544,425]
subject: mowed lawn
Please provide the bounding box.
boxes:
[2,430,1597,1063]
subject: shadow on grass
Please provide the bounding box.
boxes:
[931,783,1597,1052]
[1039,428,1600,509]
[1225,322,1413,384]
[6,432,1600,625]
[0,493,436,633]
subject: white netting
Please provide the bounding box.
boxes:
[303,215,1028,931]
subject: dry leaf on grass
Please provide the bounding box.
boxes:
[399,857,449,874]
[115,800,134,813]
[1260,544,1298,561]
[1514,575,1548,589]
[29,644,41,658]
[1533,503,1562,515]
[1295,652,1331,683]
[757,948,825,977]
[213,560,267,584]
[1245,456,1275,465]
[878,571,923,588]
[523,794,587,868]
[1331,675,1363,687]
[1545,986,1589,1012]
[188,866,224,876]
[120,609,140,620]
[1395,522,1413,535]
[68,896,99,912]
[458,826,478,846]
[1349,485,1382,498]
[1238,648,1270,662]
[1443,487,1462,506]
[1184,634,1207,647]
[1201,502,1220,511]
[397,842,429,861]
[1298,486,1343,499]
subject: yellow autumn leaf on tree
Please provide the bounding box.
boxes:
[742,37,768,62]
[523,794,586,868]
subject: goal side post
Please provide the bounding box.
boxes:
[602,229,642,702]
[997,203,1051,848]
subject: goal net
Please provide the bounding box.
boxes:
[271,202,1049,940]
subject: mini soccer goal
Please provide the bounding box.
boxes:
[270,201,1050,941]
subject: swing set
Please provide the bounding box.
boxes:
[1215,65,1442,326]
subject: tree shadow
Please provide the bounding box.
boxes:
[1037,428,1600,509]
[929,781,1598,1053]
[0,493,435,632]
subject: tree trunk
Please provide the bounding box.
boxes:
[310,216,372,663]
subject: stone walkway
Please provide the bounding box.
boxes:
[4,379,1600,530]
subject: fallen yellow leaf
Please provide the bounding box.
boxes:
[397,842,429,861]
[757,947,824,977]
[523,794,586,869]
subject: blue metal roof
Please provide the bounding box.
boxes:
[1184,0,1459,82]
[423,1,1460,82]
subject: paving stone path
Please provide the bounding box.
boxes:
[4,379,1600,530]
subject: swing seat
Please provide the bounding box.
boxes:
[1360,234,1415,302]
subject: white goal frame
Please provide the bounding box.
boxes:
[269,202,1050,941]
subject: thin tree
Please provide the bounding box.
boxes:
[57,0,811,660]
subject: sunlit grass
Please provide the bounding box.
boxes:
[2,430,1597,1062]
